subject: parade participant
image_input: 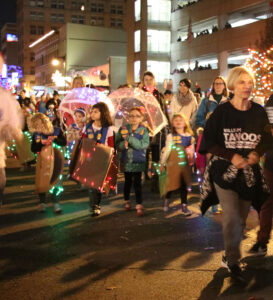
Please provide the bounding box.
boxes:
[67,107,86,151]
[29,113,67,213]
[196,76,228,129]
[0,89,23,204]
[196,76,228,213]
[199,66,273,284]
[169,79,197,124]
[248,94,273,256]
[142,71,169,190]
[160,113,194,215]
[82,102,114,217]
[115,107,150,216]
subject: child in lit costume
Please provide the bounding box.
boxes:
[28,113,67,213]
[160,113,194,215]
[67,107,86,152]
[115,107,150,216]
[82,102,114,217]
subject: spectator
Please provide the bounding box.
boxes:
[169,78,197,124]
[46,91,61,110]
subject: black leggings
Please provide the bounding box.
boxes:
[124,172,142,204]
[88,189,102,208]
[166,178,188,204]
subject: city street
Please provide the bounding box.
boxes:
[1,168,273,300]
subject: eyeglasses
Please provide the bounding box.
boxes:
[214,82,225,86]
[129,114,142,118]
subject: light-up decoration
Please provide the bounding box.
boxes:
[29,30,55,48]
[51,70,71,87]
[245,46,273,99]
[0,65,23,89]
[58,87,106,127]
[105,87,168,135]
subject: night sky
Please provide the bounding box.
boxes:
[0,0,17,29]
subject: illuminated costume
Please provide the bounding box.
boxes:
[28,113,66,213]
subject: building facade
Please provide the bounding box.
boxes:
[1,23,18,66]
[16,0,127,88]
[127,0,171,85]
[127,0,271,91]
[32,23,127,87]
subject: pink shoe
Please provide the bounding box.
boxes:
[124,200,131,211]
[136,204,143,216]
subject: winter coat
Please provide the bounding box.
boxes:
[169,90,197,122]
[195,95,227,128]
[116,124,150,172]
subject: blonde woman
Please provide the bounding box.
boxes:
[199,66,273,284]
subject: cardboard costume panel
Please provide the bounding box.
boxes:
[71,139,118,191]
[35,145,54,193]
[16,133,35,164]
[159,145,191,197]
[50,148,64,185]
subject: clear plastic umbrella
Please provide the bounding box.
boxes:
[105,87,168,136]
[58,87,106,128]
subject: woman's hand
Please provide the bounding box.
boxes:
[247,151,260,165]
[231,153,248,169]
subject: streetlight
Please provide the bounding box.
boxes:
[81,5,85,11]
[51,58,60,66]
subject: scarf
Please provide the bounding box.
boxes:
[177,90,195,106]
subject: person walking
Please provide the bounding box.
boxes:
[199,66,273,284]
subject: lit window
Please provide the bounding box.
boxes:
[134,30,140,52]
[147,30,170,53]
[147,0,171,22]
[135,0,141,21]
[134,61,140,82]
[147,61,170,83]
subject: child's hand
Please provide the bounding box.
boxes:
[159,164,165,174]
[124,140,128,149]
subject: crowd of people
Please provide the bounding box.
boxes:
[1,66,273,286]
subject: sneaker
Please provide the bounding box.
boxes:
[124,200,131,211]
[181,204,192,216]
[229,264,247,286]
[91,205,101,217]
[136,204,144,216]
[248,242,267,256]
[163,199,169,212]
[53,203,62,214]
[37,203,47,213]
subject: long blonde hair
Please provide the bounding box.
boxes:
[171,113,194,136]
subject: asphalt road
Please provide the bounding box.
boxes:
[1,168,273,300]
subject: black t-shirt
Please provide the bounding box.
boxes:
[199,101,273,158]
